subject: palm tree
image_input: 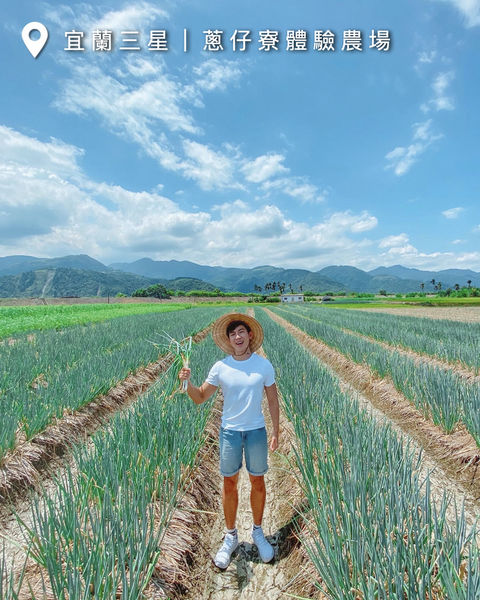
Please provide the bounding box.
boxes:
[454,283,460,291]
[467,280,472,288]
[420,282,425,292]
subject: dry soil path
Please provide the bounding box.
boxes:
[184,337,311,599]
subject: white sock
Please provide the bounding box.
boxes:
[227,527,238,536]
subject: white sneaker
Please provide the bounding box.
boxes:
[214,532,238,569]
[252,526,274,563]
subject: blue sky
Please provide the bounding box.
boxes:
[1,0,479,271]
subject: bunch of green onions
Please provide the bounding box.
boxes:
[150,332,193,394]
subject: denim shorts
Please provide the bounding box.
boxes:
[219,427,268,477]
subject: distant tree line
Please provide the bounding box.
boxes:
[254,282,305,294]
[132,284,170,299]
[131,284,248,299]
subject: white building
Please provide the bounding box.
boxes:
[280,293,304,303]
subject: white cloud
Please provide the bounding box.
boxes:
[422,71,455,112]
[378,233,439,266]
[193,59,243,92]
[414,50,438,75]
[212,199,249,216]
[417,50,437,65]
[118,56,161,79]
[379,237,455,265]
[90,2,169,30]
[375,232,480,270]
[0,126,384,269]
[433,0,480,27]
[242,154,288,183]
[455,251,480,264]
[452,239,466,244]
[261,176,328,204]
[442,206,464,219]
[3,126,478,272]
[46,3,323,198]
[54,55,321,194]
[413,120,436,141]
[382,243,422,258]
[45,2,169,32]
[351,215,378,233]
[55,61,199,136]
[385,119,442,176]
[432,72,455,108]
[0,125,84,180]
[324,211,378,234]
[181,141,241,190]
[379,234,410,248]
[200,208,377,268]
[0,127,99,246]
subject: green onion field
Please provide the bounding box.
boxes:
[1,302,480,599]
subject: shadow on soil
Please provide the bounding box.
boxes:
[220,503,309,593]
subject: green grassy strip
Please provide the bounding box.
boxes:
[0,303,198,339]
[323,297,480,308]
[256,308,480,599]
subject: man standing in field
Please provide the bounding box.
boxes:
[179,313,280,569]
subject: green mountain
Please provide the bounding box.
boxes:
[166,277,219,292]
[0,254,107,277]
[369,265,480,288]
[3,254,479,295]
[318,265,431,293]
[110,258,215,280]
[0,268,222,298]
[110,260,347,293]
[0,268,159,298]
[318,266,372,291]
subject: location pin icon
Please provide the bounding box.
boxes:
[22,22,49,58]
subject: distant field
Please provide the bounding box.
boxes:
[358,305,480,323]
[0,295,248,307]
[0,302,194,338]
[323,296,480,310]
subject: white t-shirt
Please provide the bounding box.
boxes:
[206,353,275,431]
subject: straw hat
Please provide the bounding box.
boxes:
[212,313,264,354]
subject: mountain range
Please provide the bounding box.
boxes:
[0,254,479,297]
[109,258,480,293]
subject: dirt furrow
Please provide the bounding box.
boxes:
[276,305,479,381]
[1,405,222,598]
[179,317,315,599]
[338,326,480,382]
[0,327,211,515]
[264,308,480,530]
